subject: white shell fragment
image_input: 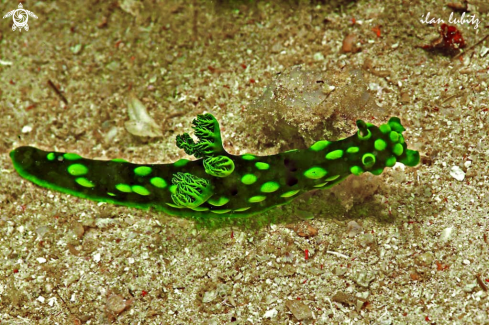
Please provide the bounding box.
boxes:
[21,125,32,133]
[124,94,163,137]
[449,166,465,181]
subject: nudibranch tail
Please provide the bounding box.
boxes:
[10,113,419,219]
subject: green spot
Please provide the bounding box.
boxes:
[399,134,405,144]
[249,195,266,203]
[393,143,404,156]
[150,177,167,189]
[242,154,255,161]
[211,209,232,214]
[132,185,150,196]
[107,192,116,197]
[371,168,384,175]
[350,166,363,176]
[304,167,327,180]
[67,164,88,176]
[75,177,94,188]
[357,129,372,140]
[389,131,399,143]
[400,149,420,167]
[346,146,360,154]
[255,162,270,170]
[111,158,128,163]
[325,150,343,160]
[64,153,82,160]
[280,190,300,198]
[134,166,152,177]
[47,153,55,161]
[362,153,376,168]
[325,175,340,181]
[374,139,387,151]
[379,124,392,134]
[386,156,397,167]
[284,149,299,153]
[310,140,331,151]
[260,181,280,193]
[115,184,132,193]
[190,206,209,211]
[174,159,189,167]
[234,207,251,212]
[208,196,230,206]
[241,174,257,185]
[169,185,178,194]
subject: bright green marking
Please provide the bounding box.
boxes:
[134,166,152,176]
[389,131,399,142]
[115,184,132,193]
[374,139,387,151]
[350,166,363,176]
[211,209,232,214]
[371,168,384,175]
[362,153,376,168]
[255,162,270,170]
[234,207,251,212]
[75,177,95,188]
[242,154,255,161]
[169,185,177,194]
[314,182,328,188]
[310,140,331,151]
[325,175,340,181]
[399,134,405,144]
[111,158,128,163]
[357,129,371,140]
[241,174,257,185]
[174,159,189,167]
[132,185,150,196]
[107,192,116,197]
[68,164,88,176]
[208,196,230,206]
[191,206,209,211]
[386,156,397,167]
[150,177,167,189]
[260,181,280,193]
[379,124,391,134]
[346,146,359,154]
[304,166,327,179]
[393,143,404,156]
[325,150,343,160]
[166,202,182,209]
[47,153,55,161]
[280,190,300,198]
[284,149,299,153]
[249,195,266,203]
[64,153,82,160]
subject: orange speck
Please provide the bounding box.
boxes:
[372,26,381,38]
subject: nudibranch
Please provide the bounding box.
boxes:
[10,113,419,218]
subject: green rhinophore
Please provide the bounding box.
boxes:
[9,114,420,220]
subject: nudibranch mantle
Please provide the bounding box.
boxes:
[10,114,420,219]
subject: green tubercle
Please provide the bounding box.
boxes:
[9,113,420,220]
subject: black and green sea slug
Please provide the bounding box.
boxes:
[10,113,419,218]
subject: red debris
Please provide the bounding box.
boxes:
[421,24,466,54]
[304,249,309,260]
[372,26,381,38]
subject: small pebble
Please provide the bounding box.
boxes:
[347,221,363,237]
[263,309,278,318]
[450,166,465,181]
[106,295,127,314]
[21,125,32,133]
[439,227,453,242]
[285,300,313,321]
